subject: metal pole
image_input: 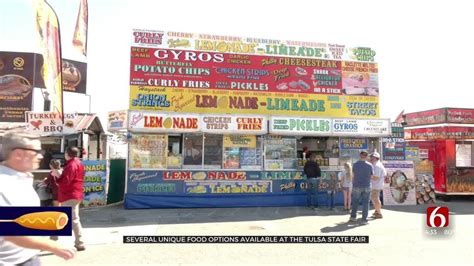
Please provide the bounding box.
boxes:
[43,91,51,111]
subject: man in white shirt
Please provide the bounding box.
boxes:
[0,132,75,265]
[369,151,387,219]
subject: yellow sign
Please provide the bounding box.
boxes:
[224,135,256,148]
[129,86,379,118]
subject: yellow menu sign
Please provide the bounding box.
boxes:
[129,86,379,118]
[223,135,256,148]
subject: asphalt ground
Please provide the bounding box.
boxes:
[40,197,474,266]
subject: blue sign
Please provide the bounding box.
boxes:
[340,138,368,150]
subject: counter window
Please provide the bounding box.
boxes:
[223,135,262,170]
[182,134,203,169]
[339,138,369,165]
[129,134,167,169]
[167,135,182,169]
[456,143,473,167]
[204,134,223,169]
[264,137,297,170]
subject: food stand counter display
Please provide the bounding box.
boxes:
[126,112,293,207]
[125,112,390,208]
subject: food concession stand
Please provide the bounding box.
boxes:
[24,111,105,180]
[125,29,390,208]
[403,108,474,198]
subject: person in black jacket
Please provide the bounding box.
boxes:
[304,153,322,209]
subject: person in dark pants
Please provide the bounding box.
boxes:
[304,153,321,209]
[349,150,373,224]
[326,172,337,209]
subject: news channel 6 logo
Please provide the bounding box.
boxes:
[424,206,454,238]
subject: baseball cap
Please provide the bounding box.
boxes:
[370,151,380,159]
[359,150,368,155]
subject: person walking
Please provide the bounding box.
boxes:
[45,159,61,207]
[0,132,75,265]
[339,162,353,211]
[52,147,85,251]
[349,150,373,224]
[369,152,386,219]
[304,153,321,210]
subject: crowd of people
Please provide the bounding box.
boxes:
[304,150,387,225]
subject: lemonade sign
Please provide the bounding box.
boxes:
[128,111,201,132]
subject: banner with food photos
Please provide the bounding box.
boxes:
[82,160,108,208]
[0,51,40,122]
[414,160,436,204]
[62,59,87,93]
[382,161,416,206]
[131,29,377,62]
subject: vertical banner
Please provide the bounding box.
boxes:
[72,0,88,56]
[33,0,63,118]
[82,160,108,208]
[383,161,416,205]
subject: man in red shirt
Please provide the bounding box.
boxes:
[53,146,85,251]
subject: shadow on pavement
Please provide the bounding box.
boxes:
[80,196,473,229]
[320,221,368,233]
[81,204,351,229]
[383,196,474,215]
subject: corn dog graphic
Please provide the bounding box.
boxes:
[0,211,68,230]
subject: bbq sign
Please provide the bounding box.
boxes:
[0,207,72,236]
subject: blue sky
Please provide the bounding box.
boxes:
[1,0,473,127]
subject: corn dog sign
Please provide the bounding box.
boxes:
[0,207,72,236]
